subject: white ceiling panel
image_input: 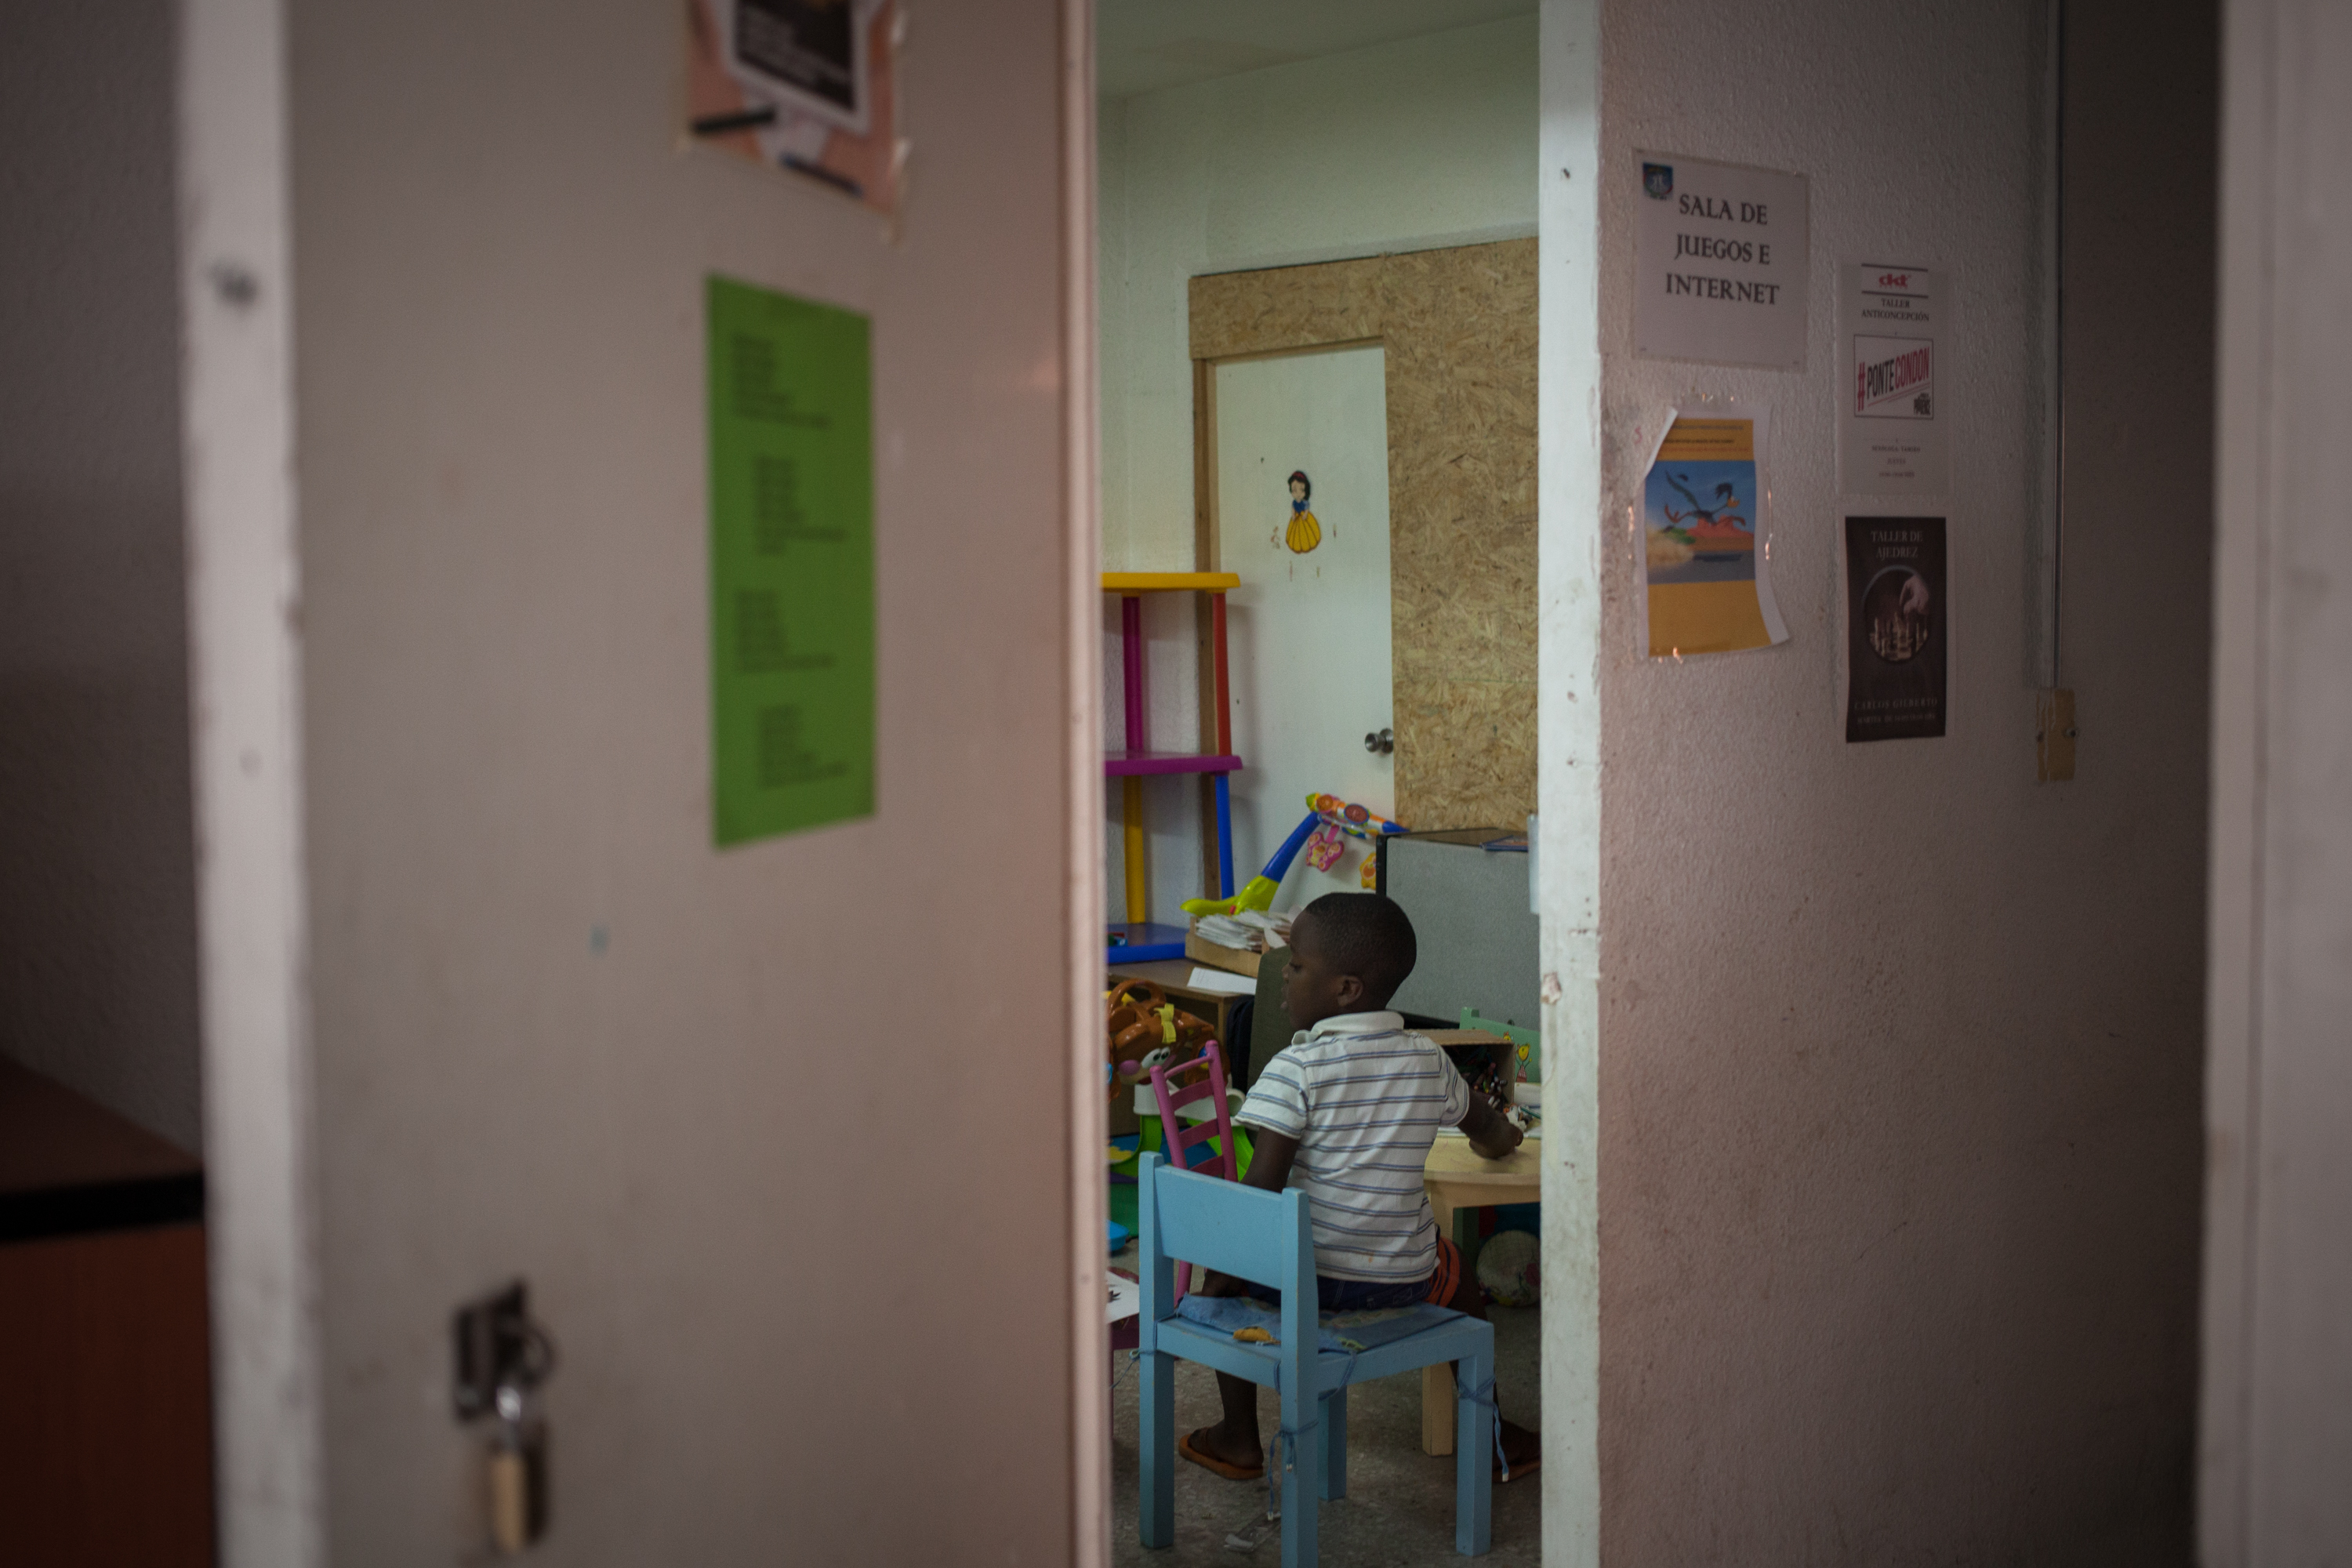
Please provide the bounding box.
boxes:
[1096,0,1539,100]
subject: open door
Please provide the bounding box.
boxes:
[180,0,1103,1559]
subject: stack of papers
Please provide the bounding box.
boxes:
[1193,909,1293,952]
[1186,967,1257,997]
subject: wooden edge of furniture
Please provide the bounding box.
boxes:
[1100,572,1240,592]
[1421,1138,1542,1455]
[1425,1135,1542,1183]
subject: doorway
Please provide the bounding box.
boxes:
[1214,343,1396,899]
[1089,3,1589,1559]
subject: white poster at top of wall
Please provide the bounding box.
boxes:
[1635,153,1809,370]
[1839,262,1947,494]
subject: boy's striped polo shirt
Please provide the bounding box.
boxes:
[1236,1011,1473,1283]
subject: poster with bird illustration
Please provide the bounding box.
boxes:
[1638,409,1790,655]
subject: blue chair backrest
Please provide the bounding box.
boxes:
[1136,1152,1316,1356]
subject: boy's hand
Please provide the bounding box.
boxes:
[1191,1269,1245,1298]
[1468,1125,1523,1161]
[1463,1094,1524,1161]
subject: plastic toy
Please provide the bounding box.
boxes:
[1308,792,1404,839]
[1105,978,1214,1101]
[1476,1229,1540,1308]
[1181,792,1406,918]
[1181,810,1319,918]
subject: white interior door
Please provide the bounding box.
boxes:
[176,0,1094,1558]
[1215,345,1393,909]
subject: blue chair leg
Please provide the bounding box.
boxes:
[1454,1338,1493,1556]
[1280,1381,1317,1566]
[1140,1351,1175,1549]
[1319,1385,1347,1501]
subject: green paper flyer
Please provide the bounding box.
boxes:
[706,274,875,845]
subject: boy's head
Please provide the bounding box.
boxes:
[1280,893,1417,1030]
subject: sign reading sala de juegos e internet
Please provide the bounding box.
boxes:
[1635,151,1810,370]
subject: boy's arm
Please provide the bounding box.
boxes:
[1434,1044,1523,1160]
[1190,1126,1299,1298]
[1460,1093,1524,1161]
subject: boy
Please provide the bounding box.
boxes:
[1180,892,1541,1482]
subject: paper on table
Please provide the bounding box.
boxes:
[1186,967,1257,996]
[1108,1274,1140,1324]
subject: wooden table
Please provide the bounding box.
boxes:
[1,1059,214,1560]
[1421,1134,1541,1455]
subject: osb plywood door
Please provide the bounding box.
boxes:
[1192,241,1537,831]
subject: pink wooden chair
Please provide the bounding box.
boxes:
[1147,1040,1238,1302]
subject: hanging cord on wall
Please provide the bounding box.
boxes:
[2049,0,2068,688]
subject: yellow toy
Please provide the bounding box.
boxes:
[1181,871,1283,921]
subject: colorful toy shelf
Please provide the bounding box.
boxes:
[1106,572,1241,964]
[1105,750,1243,777]
[1102,572,1240,593]
[1106,920,1192,963]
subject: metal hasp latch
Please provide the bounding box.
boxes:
[1364,727,1395,755]
[2034,689,2077,782]
[454,1280,557,1554]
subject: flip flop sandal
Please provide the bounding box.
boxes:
[1178,1428,1265,1482]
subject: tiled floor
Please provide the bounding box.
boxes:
[1107,1303,1542,1566]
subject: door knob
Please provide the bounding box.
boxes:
[1364,728,1394,756]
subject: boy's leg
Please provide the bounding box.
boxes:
[1185,1371,1265,1472]
[1438,1256,1541,1474]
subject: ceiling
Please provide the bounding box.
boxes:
[1094,0,1538,100]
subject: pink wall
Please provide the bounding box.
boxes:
[1593,0,2212,1559]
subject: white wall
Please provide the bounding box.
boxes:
[1098,16,1538,921]
[1536,5,1605,1562]
[1098,14,1540,571]
[2201,0,2352,1559]
[0,1,205,1152]
[1590,0,2210,1560]
[183,0,1091,1559]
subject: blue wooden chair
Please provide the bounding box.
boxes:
[1134,1150,1494,1565]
